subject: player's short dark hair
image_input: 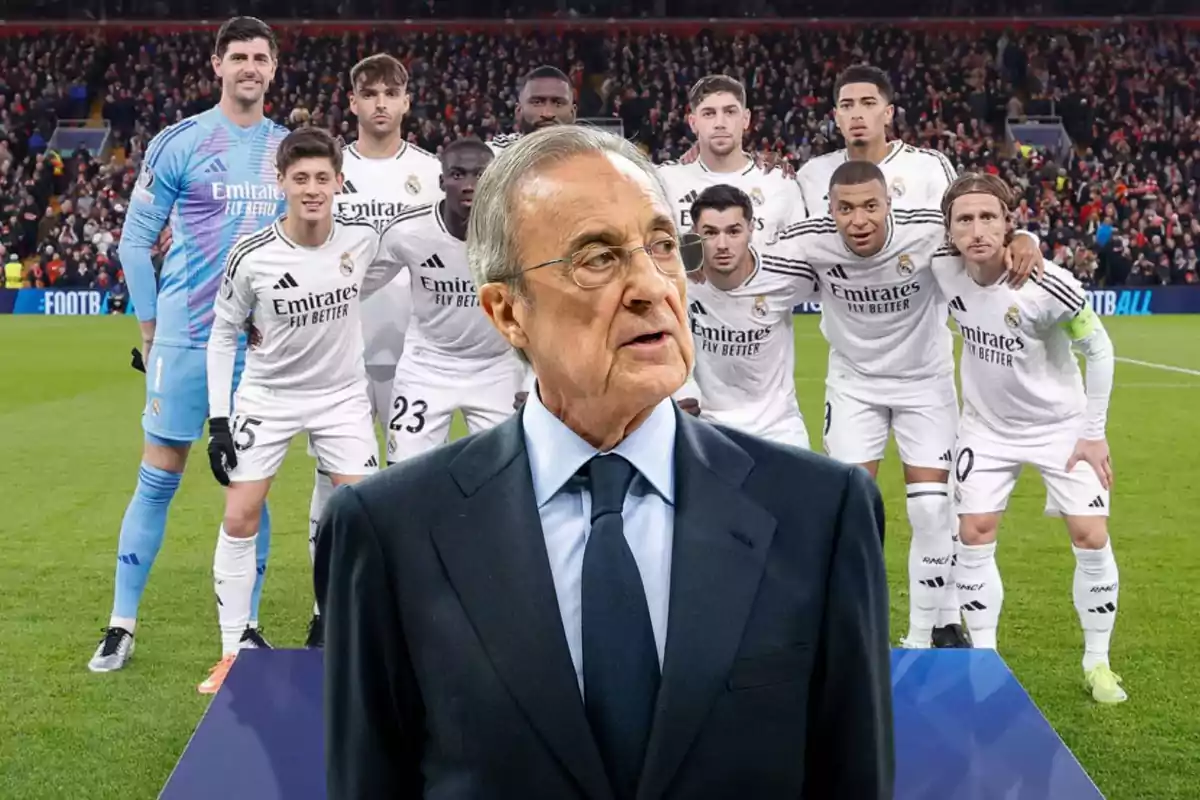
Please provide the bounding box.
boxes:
[276,127,343,175]
[350,54,408,91]
[442,137,492,162]
[214,16,277,59]
[690,184,754,227]
[688,74,747,109]
[520,66,570,93]
[833,65,893,104]
[829,160,887,194]
[942,172,1017,222]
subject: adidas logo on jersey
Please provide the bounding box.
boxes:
[949,296,967,313]
[204,157,228,174]
[688,300,708,316]
[343,180,358,193]
[826,264,849,280]
[420,254,447,270]
[1089,496,1106,509]
[272,273,299,290]
[679,190,700,204]
[364,454,379,468]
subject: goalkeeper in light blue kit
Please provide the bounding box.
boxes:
[88,16,291,672]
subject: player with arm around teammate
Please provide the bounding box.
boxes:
[367,138,528,465]
[933,173,1126,704]
[88,17,288,673]
[770,161,1040,650]
[675,184,812,447]
[790,64,1043,638]
[199,128,391,694]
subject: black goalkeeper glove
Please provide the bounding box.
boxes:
[207,417,237,486]
[131,347,146,373]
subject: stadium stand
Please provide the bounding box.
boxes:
[1,17,1197,291]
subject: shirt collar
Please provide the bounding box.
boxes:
[522,383,677,508]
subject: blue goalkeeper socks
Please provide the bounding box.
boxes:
[110,462,183,626]
[249,503,271,625]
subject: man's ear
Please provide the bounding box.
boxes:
[478,282,530,354]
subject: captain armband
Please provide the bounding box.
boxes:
[1060,304,1101,341]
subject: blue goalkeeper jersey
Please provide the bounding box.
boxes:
[120,106,290,348]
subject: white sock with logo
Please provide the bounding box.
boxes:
[309,469,336,616]
[213,528,257,656]
[905,482,954,646]
[1073,541,1119,672]
[937,499,963,627]
[954,541,1003,649]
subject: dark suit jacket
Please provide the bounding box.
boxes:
[315,408,893,800]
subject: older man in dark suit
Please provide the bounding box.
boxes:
[315,124,894,800]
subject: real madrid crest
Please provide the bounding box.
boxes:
[150,398,161,416]
[752,294,769,319]
[405,174,421,196]
[340,252,354,276]
[890,177,906,198]
[897,254,914,277]
[750,187,765,206]
[1004,305,1021,329]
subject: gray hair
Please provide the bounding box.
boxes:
[466,125,671,294]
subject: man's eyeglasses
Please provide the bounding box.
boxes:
[520,232,705,289]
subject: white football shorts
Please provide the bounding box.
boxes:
[386,350,527,464]
[703,405,811,450]
[228,381,380,483]
[952,419,1110,517]
[822,374,958,469]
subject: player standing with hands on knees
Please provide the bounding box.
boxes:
[932,173,1126,704]
[89,16,289,674]
[199,127,396,694]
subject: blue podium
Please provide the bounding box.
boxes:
[160,648,1103,799]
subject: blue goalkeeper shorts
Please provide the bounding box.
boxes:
[142,343,245,446]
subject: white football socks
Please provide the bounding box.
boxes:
[214,528,257,656]
[310,469,336,616]
[905,482,954,645]
[954,541,1003,650]
[937,498,963,628]
[1073,541,1119,672]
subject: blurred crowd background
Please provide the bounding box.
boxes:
[2,2,1198,298]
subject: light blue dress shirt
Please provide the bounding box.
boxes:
[522,386,677,696]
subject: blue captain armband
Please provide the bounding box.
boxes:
[1060,304,1100,341]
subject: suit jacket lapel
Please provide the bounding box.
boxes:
[638,413,778,800]
[432,415,613,800]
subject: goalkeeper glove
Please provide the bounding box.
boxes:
[207,417,237,486]
[131,347,146,373]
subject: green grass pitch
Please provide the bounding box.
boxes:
[2,313,1199,799]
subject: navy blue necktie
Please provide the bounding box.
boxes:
[581,454,660,800]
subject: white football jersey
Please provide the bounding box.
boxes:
[487,132,522,155]
[658,158,805,242]
[933,254,1092,440]
[795,141,957,218]
[377,201,510,362]
[214,217,382,394]
[337,140,443,367]
[775,208,953,384]
[686,244,811,434]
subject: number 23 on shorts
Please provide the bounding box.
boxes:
[389,395,427,435]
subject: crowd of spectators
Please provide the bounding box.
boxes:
[2,20,1198,292]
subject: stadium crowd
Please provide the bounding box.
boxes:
[2,20,1198,292]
